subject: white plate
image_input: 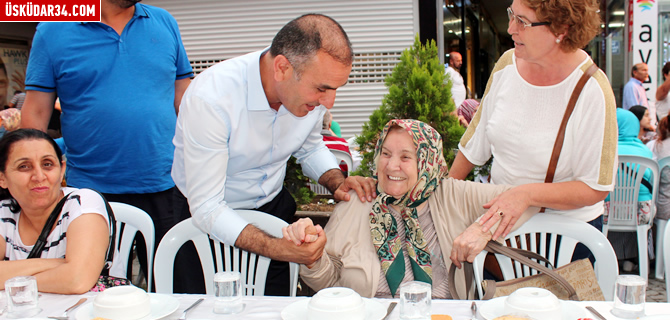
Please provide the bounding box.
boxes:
[74,293,179,320]
[281,298,386,320]
[479,296,589,320]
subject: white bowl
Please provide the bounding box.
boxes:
[307,287,365,320]
[93,286,151,320]
[503,288,561,320]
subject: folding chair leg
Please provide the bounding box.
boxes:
[638,228,649,280]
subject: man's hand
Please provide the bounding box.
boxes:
[450,222,492,269]
[235,224,326,267]
[332,176,376,202]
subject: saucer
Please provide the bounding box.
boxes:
[281,298,386,320]
[75,293,179,320]
[479,296,589,320]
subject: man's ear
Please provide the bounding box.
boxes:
[273,55,293,81]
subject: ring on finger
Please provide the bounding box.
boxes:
[497,210,504,217]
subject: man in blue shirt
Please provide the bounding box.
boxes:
[22,0,192,290]
[623,63,649,110]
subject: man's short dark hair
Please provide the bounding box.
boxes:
[270,14,353,76]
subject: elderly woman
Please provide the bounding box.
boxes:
[284,120,538,299]
[448,0,617,243]
[0,129,111,294]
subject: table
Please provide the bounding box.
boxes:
[1,292,669,320]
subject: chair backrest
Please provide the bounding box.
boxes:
[472,213,619,300]
[607,155,659,230]
[330,149,353,173]
[154,210,299,296]
[109,202,155,291]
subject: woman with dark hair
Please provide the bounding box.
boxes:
[0,129,111,294]
[629,105,656,143]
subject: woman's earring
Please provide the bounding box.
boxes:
[556,38,561,44]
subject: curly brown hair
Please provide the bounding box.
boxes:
[523,0,601,52]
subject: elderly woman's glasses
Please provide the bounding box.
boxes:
[507,7,550,29]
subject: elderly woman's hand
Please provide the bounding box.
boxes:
[450,222,492,268]
[282,218,322,246]
[479,185,532,240]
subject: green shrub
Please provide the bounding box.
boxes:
[353,35,464,176]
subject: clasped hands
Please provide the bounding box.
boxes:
[282,217,325,268]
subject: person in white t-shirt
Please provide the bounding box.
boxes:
[0,129,110,294]
[448,0,617,252]
[656,62,670,120]
[445,52,466,109]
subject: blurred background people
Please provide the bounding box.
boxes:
[657,62,670,120]
[445,51,466,109]
[623,63,650,110]
[8,90,25,110]
[629,105,656,143]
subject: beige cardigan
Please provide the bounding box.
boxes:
[300,178,538,299]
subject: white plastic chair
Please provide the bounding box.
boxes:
[153,210,299,296]
[109,202,155,291]
[472,213,619,300]
[330,149,353,174]
[603,155,659,280]
[664,218,670,302]
[654,156,670,280]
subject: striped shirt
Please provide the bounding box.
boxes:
[9,93,25,110]
[375,204,451,299]
[1,187,108,260]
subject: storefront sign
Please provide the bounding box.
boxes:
[630,0,659,101]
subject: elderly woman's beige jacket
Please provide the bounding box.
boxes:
[300,178,538,299]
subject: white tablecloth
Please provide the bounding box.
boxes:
[1,292,669,320]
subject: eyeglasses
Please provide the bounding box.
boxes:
[507,7,551,30]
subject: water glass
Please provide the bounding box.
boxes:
[611,275,646,318]
[4,275,41,318]
[213,271,243,314]
[399,281,431,320]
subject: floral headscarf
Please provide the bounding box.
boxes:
[369,119,448,296]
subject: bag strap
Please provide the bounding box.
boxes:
[88,189,116,273]
[27,192,73,259]
[446,242,554,300]
[540,62,599,212]
[27,189,117,274]
[448,241,579,301]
